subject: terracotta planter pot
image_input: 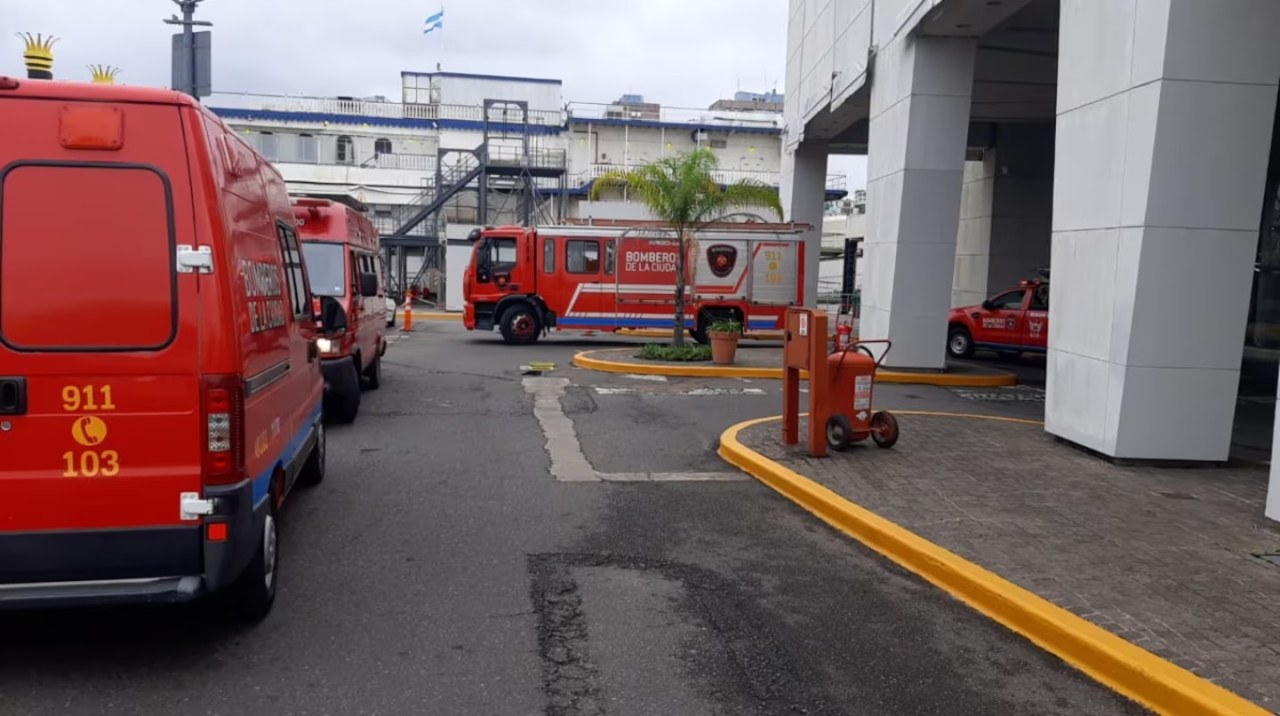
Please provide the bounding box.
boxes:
[708,330,741,365]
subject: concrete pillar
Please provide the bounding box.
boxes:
[780,138,829,307]
[1047,0,1280,461]
[953,154,996,307]
[953,124,1055,308]
[985,124,1054,294]
[862,36,977,368]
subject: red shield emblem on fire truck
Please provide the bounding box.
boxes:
[706,244,737,278]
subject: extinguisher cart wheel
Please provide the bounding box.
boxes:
[870,411,899,449]
[826,414,854,452]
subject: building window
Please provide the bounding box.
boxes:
[297,133,318,163]
[337,135,354,165]
[375,138,392,156]
[258,132,277,161]
[566,240,600,274]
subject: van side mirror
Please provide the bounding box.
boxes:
[981,299,995,311]
[319,296,347,333]
[359,272,379,298]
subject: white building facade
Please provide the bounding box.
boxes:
[782,0,1280,518]
[207,73,850,308]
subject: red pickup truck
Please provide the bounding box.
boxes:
[947,279,1049,359]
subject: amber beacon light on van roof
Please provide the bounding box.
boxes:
[17,32,57,80]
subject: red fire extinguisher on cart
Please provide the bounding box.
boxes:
[835,321,852,351]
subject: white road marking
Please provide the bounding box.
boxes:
[624,374,668,382]
[591,387,766,396]
[523,377,749,483]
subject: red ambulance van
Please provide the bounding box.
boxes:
[0,75,326,620]
[294,197,389,424]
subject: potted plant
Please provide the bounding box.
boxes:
[707,318,743,365]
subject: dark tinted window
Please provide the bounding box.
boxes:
[990,290,1026,310]
[1029,285,1049,311]
[278,225,310,316]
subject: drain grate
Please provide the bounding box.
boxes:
[949,386,1045,403]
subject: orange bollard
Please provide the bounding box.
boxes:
[402,296,413,332]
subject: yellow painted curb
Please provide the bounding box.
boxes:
[572,349,1017,387]
[717,414,1269,716]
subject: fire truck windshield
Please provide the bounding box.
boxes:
[301,241,346,297]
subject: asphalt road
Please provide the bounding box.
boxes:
[0,323,1143,716]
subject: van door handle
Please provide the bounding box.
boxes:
[0,377,26,415]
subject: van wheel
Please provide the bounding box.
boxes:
[500,305,540,345]
[326,361,361,424]
[228,496,279,622]
[299,421,325,487]
[947,326,974,359]
[362,353,382,390]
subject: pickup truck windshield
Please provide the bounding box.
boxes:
[301,242,346,297]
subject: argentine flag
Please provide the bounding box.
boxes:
[424,9,444,35]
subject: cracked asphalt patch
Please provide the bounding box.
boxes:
[528,553,832,716]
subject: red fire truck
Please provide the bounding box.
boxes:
[462,223,808,344]
[946,276,1050,358]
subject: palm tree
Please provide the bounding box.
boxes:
[590,148,783,346]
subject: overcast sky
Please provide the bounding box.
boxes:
[3,0,866,187]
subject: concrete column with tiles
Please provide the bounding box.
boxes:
[861,35,977,369]
[953,125,1055,308]
[1047,0,1280,461]
[780,138,829,307]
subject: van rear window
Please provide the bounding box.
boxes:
[0,163,176,351]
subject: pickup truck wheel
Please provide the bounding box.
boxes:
[500,305,541,345]
[228,495,279,622]
[947,326,974,359]
[325,361,361,424]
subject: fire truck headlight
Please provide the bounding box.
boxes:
[316,337,336,355]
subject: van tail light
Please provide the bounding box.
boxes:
[201,375,245,487]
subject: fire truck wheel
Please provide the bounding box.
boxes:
[870,411,899,449]
[947,326,974,359]
[500,304,541,345]
[825,414,853,451]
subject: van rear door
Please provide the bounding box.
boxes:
[0,97,204,546]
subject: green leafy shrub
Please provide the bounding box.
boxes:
[638,343,713,362]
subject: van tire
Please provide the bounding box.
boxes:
[228,495,279,622]
[326,361,361,424]
[500,304,541,345]
[362,353,382,390]
[299,421,325,487]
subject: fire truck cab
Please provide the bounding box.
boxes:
[462,223,807,343]
[947,277,1050,359]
